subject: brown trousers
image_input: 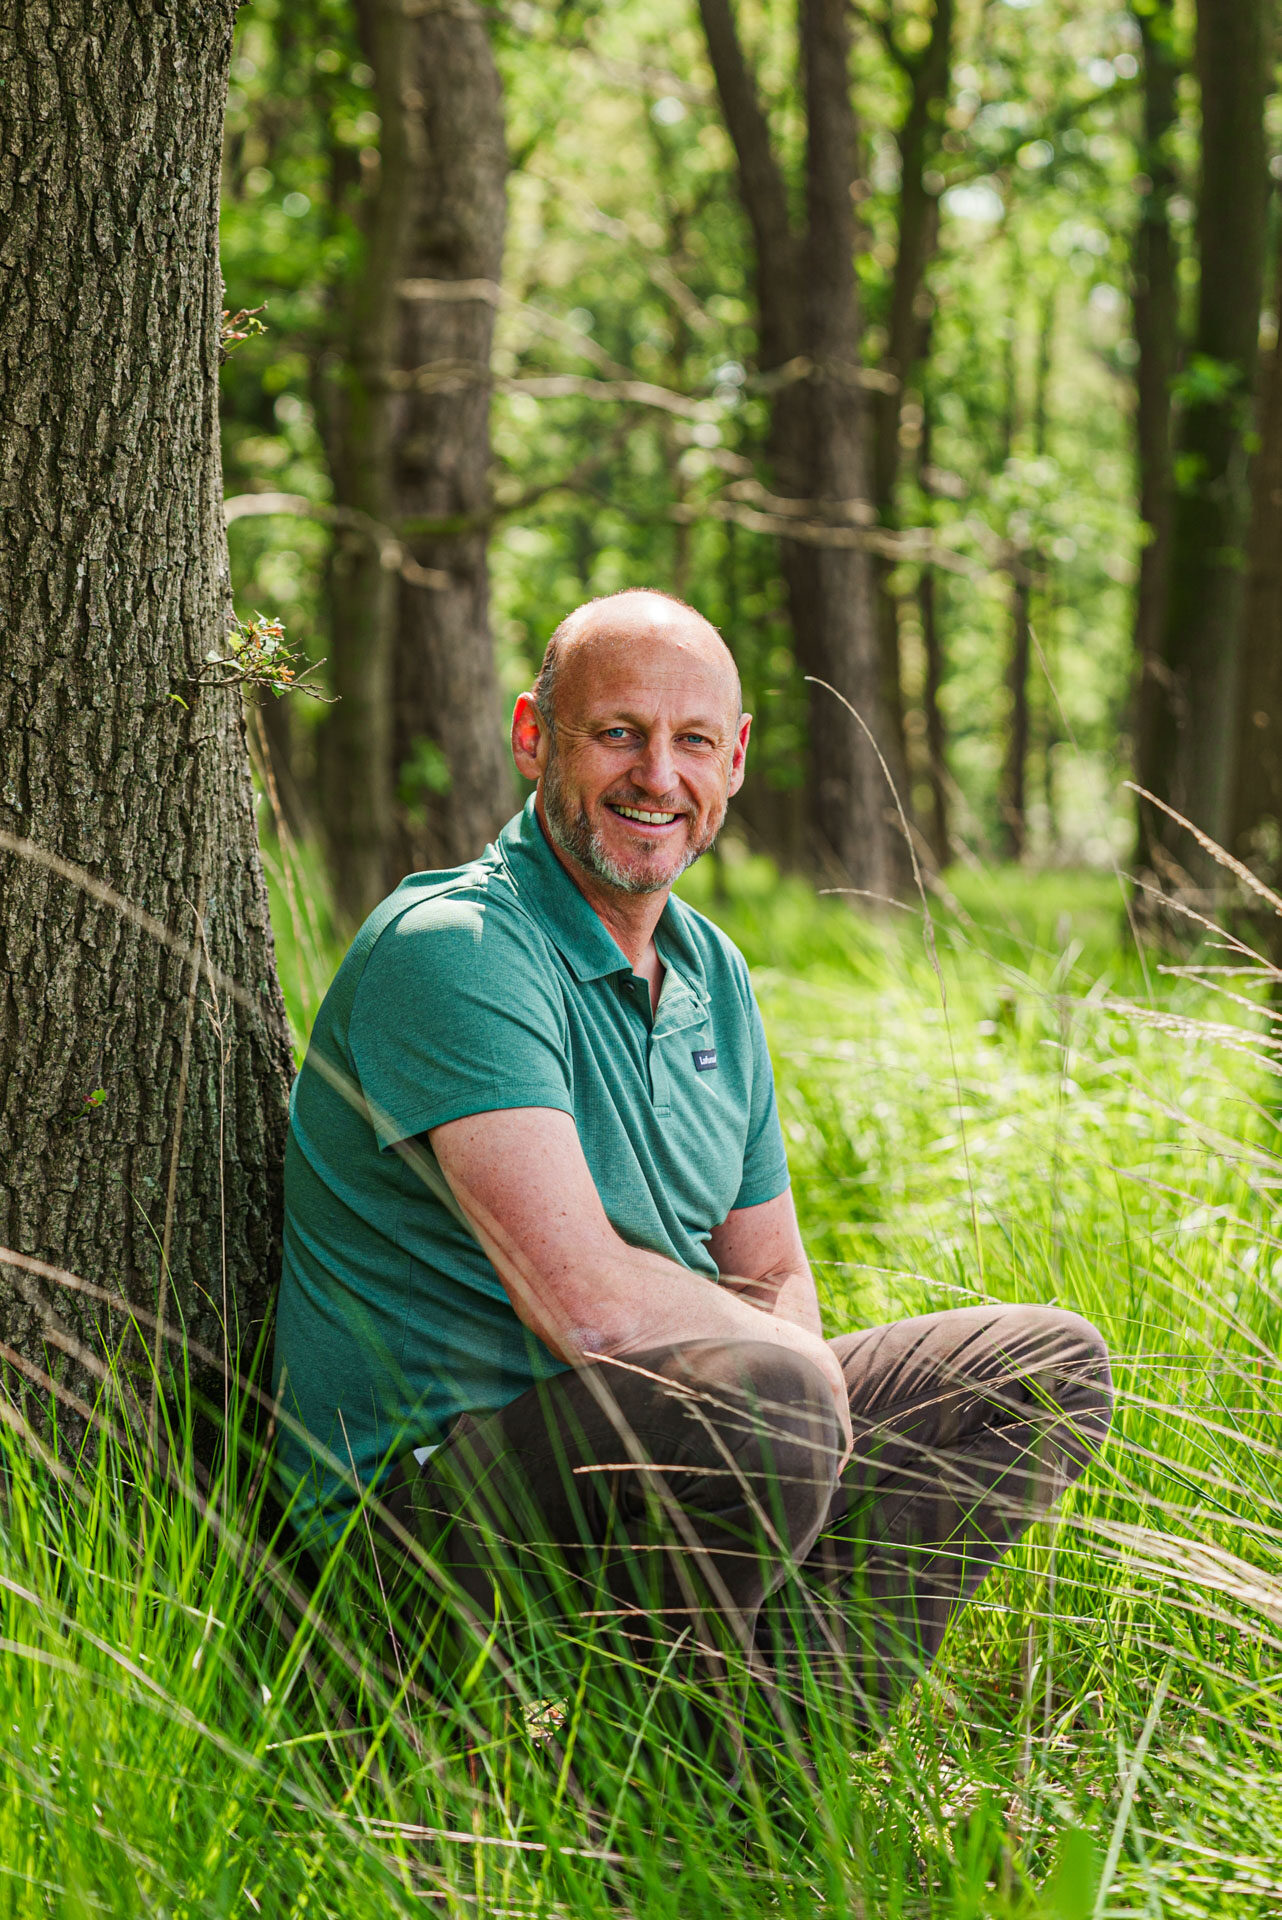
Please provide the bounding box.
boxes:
[374,1304,1113,1734]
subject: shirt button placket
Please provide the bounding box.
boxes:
[648,1035,672,1116]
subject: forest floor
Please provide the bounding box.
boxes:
[4,845,1282,1917]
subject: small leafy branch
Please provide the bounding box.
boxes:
[183,613,335,702]
[219,305,268,361]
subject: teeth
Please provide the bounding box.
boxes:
[613,805,677,824]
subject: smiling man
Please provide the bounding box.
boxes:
[272,589,1112,1744]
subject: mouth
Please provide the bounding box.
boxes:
[605,803,685,830]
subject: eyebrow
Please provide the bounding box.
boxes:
[594,707,732,733]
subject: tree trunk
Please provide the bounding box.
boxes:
[387,1,513,882]
[1001,578,1033,861]
[0,0,292,1419]
[1000,286,1053,861]
[870,0,953,826]
[318,0,409,928]
[1230,198,1282,893]
[918,562,949,865]
[915,316,950,867]
[1153,0,1268,867]
[698,0,910,896]
[1131,0,1184,877]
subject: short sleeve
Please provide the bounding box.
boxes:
[349,893,573,1149]
[732,991,790,1210]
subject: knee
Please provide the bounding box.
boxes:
[667,1337,844,1487]
[1016,1305,1114,1458]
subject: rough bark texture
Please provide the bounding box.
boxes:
[387,0,512,882]
[1151,0,1268,864]
[1230,201,1282,893]
[696,0,909,895]
[0,1,293,1415]
[1131,0,1183,875]
[318,0,408,927]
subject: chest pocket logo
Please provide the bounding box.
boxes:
[692,1047,718,1073]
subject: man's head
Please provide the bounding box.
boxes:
[510,589,750,899]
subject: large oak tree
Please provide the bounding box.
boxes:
[0,0,293,1418]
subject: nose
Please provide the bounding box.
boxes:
[632,733,679,797]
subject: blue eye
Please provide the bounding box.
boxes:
[604,728,629,739]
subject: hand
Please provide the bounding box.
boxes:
[816,1338,854,1474]
[773,1323,852,1476]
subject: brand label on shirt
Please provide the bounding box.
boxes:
[692,1047,718,1073]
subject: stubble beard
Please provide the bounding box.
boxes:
[541,740,726,897]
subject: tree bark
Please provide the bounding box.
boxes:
[387,0,513,882]
[0,0,292,1419]
[1000,287,1053,861]
[1152,0,1268,866]
[1131,0,1183,876]
[1230,198,1282,894]
[1000,578,1033,860]
[870,0,953,824]
[697,0,910,895]
[317,0,409,928]
[913,311,950,867]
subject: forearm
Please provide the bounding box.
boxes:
[540,1244,826,1370]
[719,1266,823,1337]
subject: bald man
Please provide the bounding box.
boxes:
[272,589,1111,1749]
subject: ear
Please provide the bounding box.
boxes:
[511,692,551,783]
[727,712,752,798]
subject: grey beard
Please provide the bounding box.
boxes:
[541,747,722,896]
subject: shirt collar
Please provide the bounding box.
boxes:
[496,796,707,1004]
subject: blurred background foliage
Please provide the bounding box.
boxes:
[219,0,1282,924]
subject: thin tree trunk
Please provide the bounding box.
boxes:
[387,0,513,881]
[1231,197,1282,894]
[318,0,409,926]
[1155,0,1268,866]
[870,0,953,821]
[915,314,950,866]
[919,563,949,865]
[1001,580,1033,860]
[1131,0,1183,877]
[0,0,292,1415]
[697,0,909,895]
[1000,287,1054,861]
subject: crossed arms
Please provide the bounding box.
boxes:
[425,1105,854,1459]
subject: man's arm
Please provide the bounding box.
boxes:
[424,1106,852,1451]
[706,1188,823,1337]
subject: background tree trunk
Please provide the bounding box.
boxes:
[1131,0,1184,879]
[1000,285,1053,861]
[1151,0,1268,869]
[870,0,953,844]
[1231,198,1282,896]
[387,0,513,881]
[698,0,910,896]
[0,0,292,1417]
[318,0,409,928]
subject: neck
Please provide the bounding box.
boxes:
[534,795,668,973]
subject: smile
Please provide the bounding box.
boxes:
[608,804,681,825]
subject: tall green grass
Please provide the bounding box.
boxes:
[4,838,1282,1917]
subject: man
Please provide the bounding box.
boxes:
[272,588,1112,1743]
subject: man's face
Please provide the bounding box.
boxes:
[516,618,750,899]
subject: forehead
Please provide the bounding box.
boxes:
[557,623,739,723]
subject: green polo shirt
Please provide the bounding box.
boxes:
[271,796,790,1550]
